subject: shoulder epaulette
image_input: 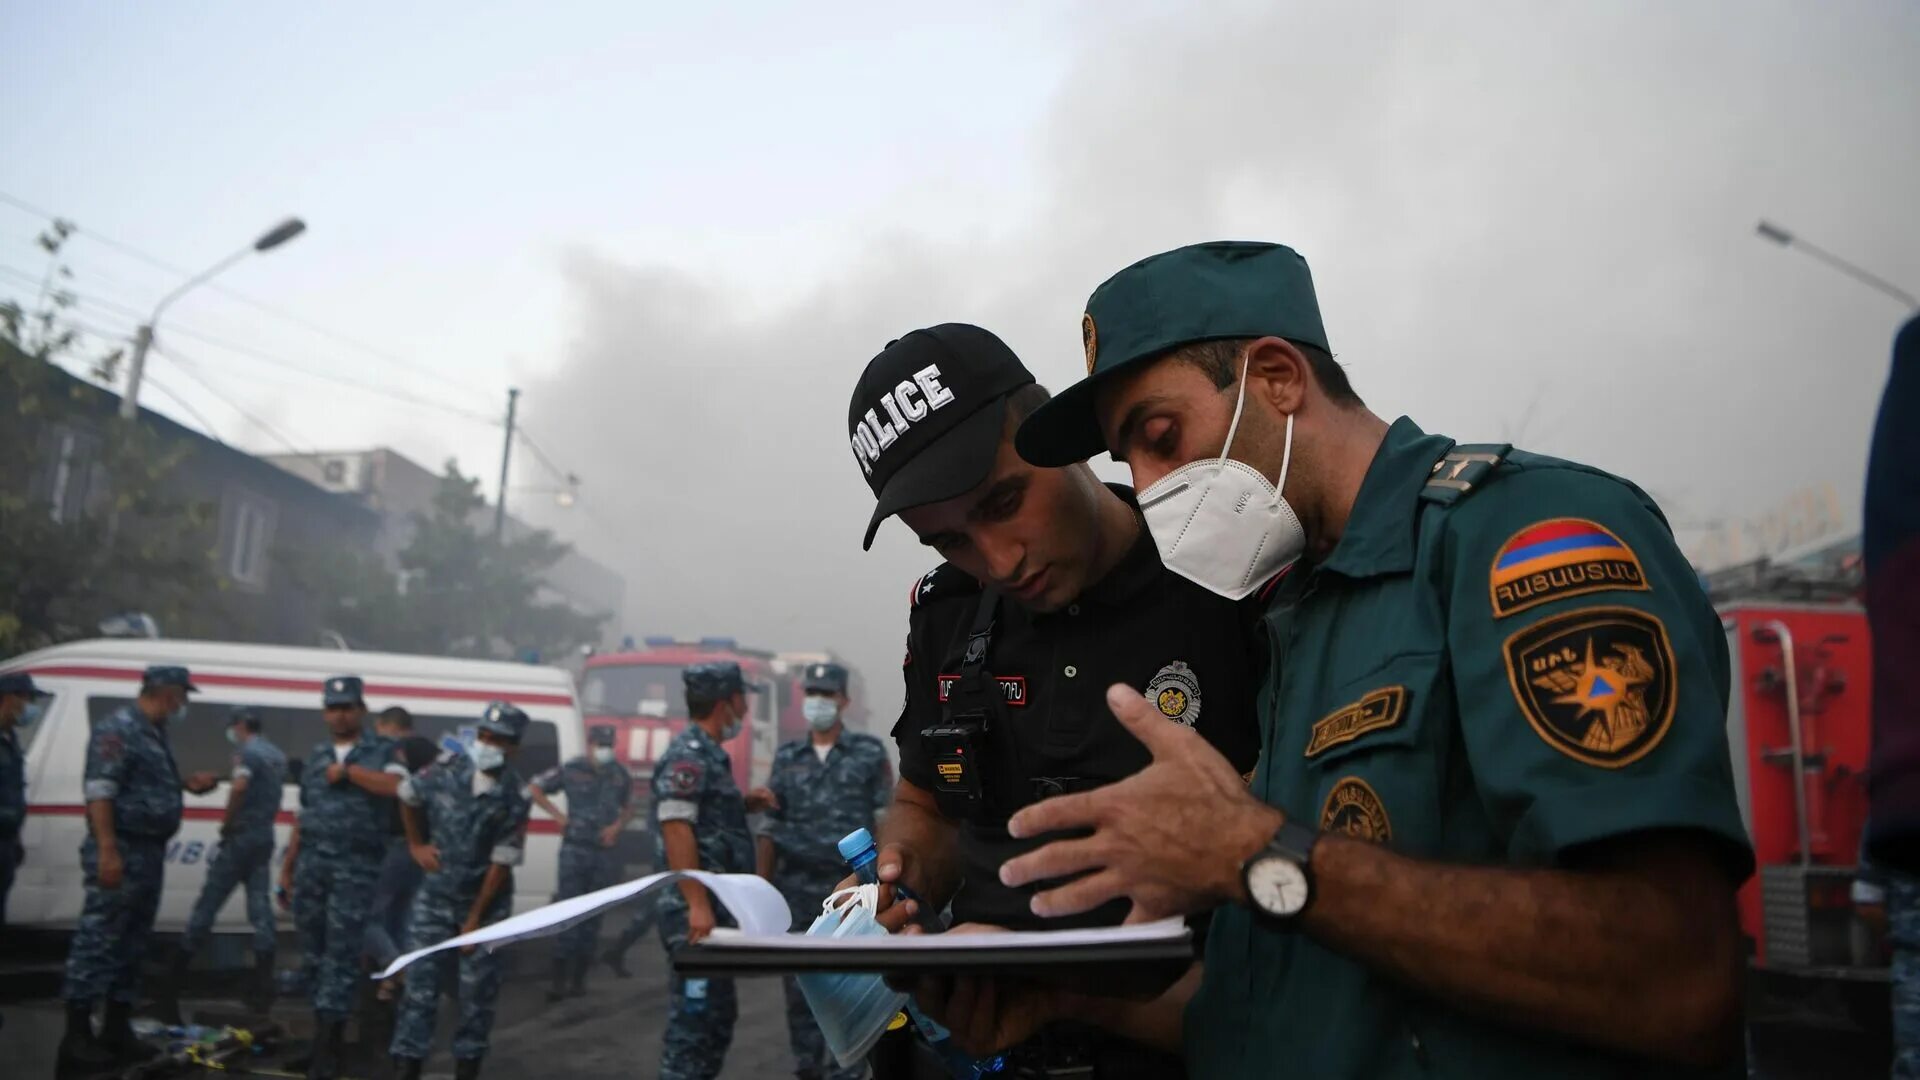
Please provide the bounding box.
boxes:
[908,562,982,610]
[1420,443,1511,506]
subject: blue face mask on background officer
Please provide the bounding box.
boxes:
[528,722,636,1002]
[756,662,893,1080]
[389,701,533,1080]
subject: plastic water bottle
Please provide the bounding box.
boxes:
[839,830,1005,1078]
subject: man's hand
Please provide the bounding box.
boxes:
[96,845,124,890]
[686,898,717,944]
[831,842,924,933]
[410,843,442,873]
[184,771,220,795]
[901,924,1078,1055]
[1002,685,1280,921]
[745,786,779,814]
[598,823,620,848]
[278,865,295,899]
[326,761,347,785]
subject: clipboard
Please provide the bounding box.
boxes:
[672,921,1195,1000]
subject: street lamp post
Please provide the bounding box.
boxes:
[119,216,307,420]
[1754,220,1918,310]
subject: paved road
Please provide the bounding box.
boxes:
[0,931,1891,1078]
[0,932,798,1079]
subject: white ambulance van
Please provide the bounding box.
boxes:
[2,638,581,934]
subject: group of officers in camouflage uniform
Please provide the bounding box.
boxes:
[41,667,544,1080]
[19,652,886,1080]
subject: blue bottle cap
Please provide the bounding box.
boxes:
[838,828,875,862]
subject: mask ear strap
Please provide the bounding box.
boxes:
[1273,412,1294,507]
[1217,352,1254,475]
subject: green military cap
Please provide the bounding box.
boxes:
[1016,240,1330,467]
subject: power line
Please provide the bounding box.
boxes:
[0,262,502,425]
[0,189,499,408]
[139,373,226,441]
[154,344,312,457]
[513,424,577,486]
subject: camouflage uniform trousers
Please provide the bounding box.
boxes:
[389,880,512,1062]
[64,836,167,1003]
[293,848,382,1020]
[182,831,277,956]
[552,843,615,963]
[657,903,739,1080]
[1893,873,1920,1079]
[776,870,866,1080]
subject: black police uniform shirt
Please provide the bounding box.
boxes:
[894,487,1263,929]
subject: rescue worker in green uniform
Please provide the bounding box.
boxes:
[904,241,1756,1078]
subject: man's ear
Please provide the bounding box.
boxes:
[1244,337,1308,415]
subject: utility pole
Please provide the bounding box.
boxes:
[494,387,519,541]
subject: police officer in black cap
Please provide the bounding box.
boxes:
[843,324,1263,1078]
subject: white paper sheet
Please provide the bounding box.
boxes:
[697,917,1188,951]
[371,870,790,980]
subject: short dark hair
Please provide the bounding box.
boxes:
[687,692,720,720]
[231,712,264,734]
[378,706,413,731]
[1175,337,1362,407]
[1006,381,1053,424]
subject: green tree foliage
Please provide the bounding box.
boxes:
[0,226,217,654]
[281,462,606,660]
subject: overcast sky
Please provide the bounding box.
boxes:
[4,0,1917,730]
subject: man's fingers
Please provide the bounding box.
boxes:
[1105,684,1193,757]
[1028,869,1128,919]
[1005,789,1104,840]
[999,837,1106,888]
[875,899,918,933]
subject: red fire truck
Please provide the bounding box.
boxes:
[1708,546,1888,1059]
[577,637,875,878]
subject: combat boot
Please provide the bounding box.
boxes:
[55,1001,119,1075]
[391,1056,424,1080]
[248,952,278,1015]
[306,1019,346,1079]
[600,943,631,979]
[567,955,590,997]
[545,958,569,1003]
[99,1000,160,1063]
[453,1057,483,1080]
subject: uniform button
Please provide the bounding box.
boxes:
[1064,665,1078,678]
[1068,604,1080,616]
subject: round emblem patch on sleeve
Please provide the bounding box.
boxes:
[1320,777,1392,843]
[1502,605,1677,768]
[1489,518,1649,619]
[1146,661,1201,727]
[664,759,704,796]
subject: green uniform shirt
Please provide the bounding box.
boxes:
[1187,417,1754,1079]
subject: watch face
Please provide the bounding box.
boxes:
[1248,854,1309,917]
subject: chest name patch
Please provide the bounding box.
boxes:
[1489,518,1649,619]
[936,674,1028,706]
[1304,686,1407,758]
[1503,606,1677,768]
[1320,777,1392,844]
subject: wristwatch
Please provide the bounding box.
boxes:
[1241,818,1318,923]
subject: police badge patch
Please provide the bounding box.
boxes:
[1502,605,1677,768]
[1320,777,1391,843]
[1146,661,1201,727]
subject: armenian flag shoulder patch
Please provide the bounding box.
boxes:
[1489,518,1649,619]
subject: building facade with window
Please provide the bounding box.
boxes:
[265,446,626,643]
[8,349,382,645]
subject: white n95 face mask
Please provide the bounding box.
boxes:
[1136,355,1306,600]
[469,741,506,773]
